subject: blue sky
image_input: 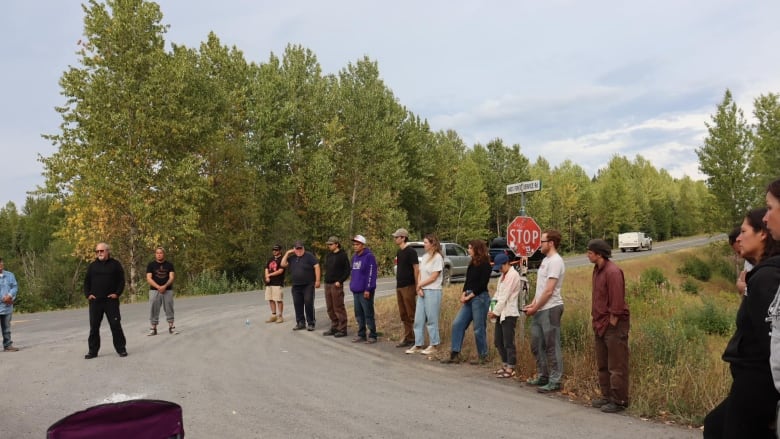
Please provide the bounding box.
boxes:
[2,0,779,208]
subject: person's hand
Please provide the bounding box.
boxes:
[523,304,537,316]
[108,293,118,299]
[315,281,321,289]
[87,294,96,300]
[157,286,167,294]
[1,294,12,305]
[609,314,618,326]
[417,287,425,297]
[487,311,495,319]
[363,291,370,299]
[736,270,747,296]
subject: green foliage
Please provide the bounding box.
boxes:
[678,256,712,281]
[637,317,705,367]
[187,270,259,296]
[640,267,669,289]
[683,299,734,336]
[681,278,700,294]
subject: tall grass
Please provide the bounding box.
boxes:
[374,243,739,426]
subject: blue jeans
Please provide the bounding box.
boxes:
[450,292,490,356]
[414,289,442,346]
[0,313,12,348]
[530,305,564,383]
[353,291,377,339]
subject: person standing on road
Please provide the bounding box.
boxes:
[393,228,418,348]
[441,239,492,365]
[84,242,127,359]
[704,207,780,437]
[264,244,286,323]
[487,253,522,378]
[406,233,443,356]
[281,241,321,331]
[0,258,19,352]
[586,238,631,414]
[146,247,176,336]
[350,235,378,344]
[523,229,565,393]
[323,236,350,338]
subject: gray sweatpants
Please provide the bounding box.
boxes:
[149,289,175,325]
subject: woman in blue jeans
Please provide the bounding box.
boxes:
[441,239,492,364]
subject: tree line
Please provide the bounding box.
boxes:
[1,0,776,311]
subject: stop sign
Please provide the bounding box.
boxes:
[507,216,542,257]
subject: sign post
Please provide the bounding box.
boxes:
[506,179,541,216]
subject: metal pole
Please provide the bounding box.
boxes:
[520,192,526,216]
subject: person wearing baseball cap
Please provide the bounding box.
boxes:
[586,238,630,413]
[281,241,321,331]
[486,252,522,377]
[350,235,378,343]
[323,236,350,337]
[392,227,419,348]
[263,244,286,323]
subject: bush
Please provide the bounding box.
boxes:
[685,299,734,336]
[641,267,668,287]
[678,256,711,281]
[187,270,259,296]
[681,278,699,294]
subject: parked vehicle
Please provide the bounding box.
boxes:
[393,241,470,285]
[618,232,653,252]
[488,237,543,270]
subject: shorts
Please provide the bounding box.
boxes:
[265,285,283,302]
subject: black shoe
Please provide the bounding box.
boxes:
[84,353,97,359]
[323,329,337,336]
[600,402,626,413]
[469,355,488,365]
[307,324,315,331]
[395,340,414,348]
[591,398,609,408]
[333,331,347,338]
[440,352,461,364]
[292,324,306,331]
[118,351,128,357]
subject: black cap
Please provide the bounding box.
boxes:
[587,239,612,259]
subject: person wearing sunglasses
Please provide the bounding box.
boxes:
[84,242,127,359]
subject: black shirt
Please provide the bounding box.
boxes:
[266,256,285,287]
[463,261,492,294]
[324,249,351,284]
[288,252,319,286]
[146,260,175,290]
[84,258,125,299]
[396,245,419,288]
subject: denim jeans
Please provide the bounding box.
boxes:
[0,313,12,348]
[353,291,377,339]
[414,289,442,346]
[450,292,490,356]
[530,304,564,383]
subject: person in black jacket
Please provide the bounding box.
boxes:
[703,208,780,438]
[84,242,127,359]
[323,236,351,337]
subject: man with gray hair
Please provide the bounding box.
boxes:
[84,242,127,359]
[586,238,630,413]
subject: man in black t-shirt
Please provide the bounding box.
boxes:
[146,247,176,335]
[393,228,419,348]
[281,241,321,331]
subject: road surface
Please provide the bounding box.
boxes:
[1,236,718,438]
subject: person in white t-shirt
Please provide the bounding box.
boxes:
[405,233,443,356]
[523,229,565,393]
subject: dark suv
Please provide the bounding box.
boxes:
[488,237,543,270]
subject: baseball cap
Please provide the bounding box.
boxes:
[352,235,367,245]
[392,228,409,238]
[293,240,304,249]
[326,236,339,245]
[587,239,612,258]
[492,253,509,271]
[272,244,282,251]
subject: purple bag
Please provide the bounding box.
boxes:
[47,399,184,439]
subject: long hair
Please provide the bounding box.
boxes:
[469,239,488,266]
[743,208,779,264]
[423,233,442,257]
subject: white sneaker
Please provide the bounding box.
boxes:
[405,346,423,354]
[421,345,438,355]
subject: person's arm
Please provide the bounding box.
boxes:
[84,264,94,299]
[146,272,158,289]
[524,277,557,316]
[365,253,378,297]
[160,270,174,292]
[110,260,125,298]
[8,273,18,300]
[492,271,521,316]
[314,263,321,289]
[413,263,420,287]
[339,252,351,284]
[606,268,627,326]
[280,249,294,268]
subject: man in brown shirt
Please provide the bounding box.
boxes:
[586,239,630,414]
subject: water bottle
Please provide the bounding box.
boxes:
[489,298,497,324]
[245,318,250,328]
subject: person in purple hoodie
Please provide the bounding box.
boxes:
[350,235,378,344]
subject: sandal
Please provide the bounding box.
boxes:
[493,367,508,374]
[496,369,516,379]
[147,328,157,336]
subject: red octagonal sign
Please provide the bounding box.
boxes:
[507,216,541,257]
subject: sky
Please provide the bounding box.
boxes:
[2,0,780,209]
